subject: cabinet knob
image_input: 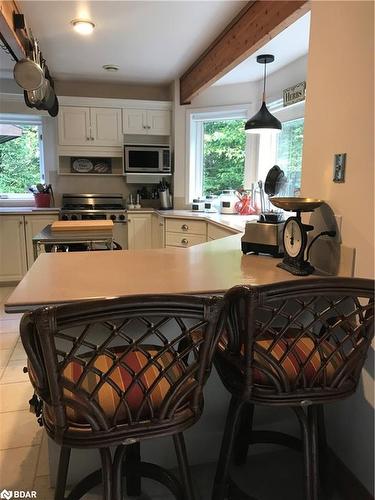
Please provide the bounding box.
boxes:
[181,238,188,245]
[19,220,23,225]
[86,137,90,140]
[181,224,189,231]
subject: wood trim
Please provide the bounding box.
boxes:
[0,0,26,60]
[180,0,310,105]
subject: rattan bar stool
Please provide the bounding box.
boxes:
[20,294,223,500]
[212,277,374,500]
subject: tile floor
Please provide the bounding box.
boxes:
[0,287,343,500]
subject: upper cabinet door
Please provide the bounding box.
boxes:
[122,109,148,135]
[147,110,171,135]
[90,108,122,146]
[58,106,91,146]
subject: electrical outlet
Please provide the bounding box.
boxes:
[333,153,346,182]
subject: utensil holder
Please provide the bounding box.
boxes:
[34,193,51,208]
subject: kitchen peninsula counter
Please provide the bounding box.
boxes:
[5,233,352,313]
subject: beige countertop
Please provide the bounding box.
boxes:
[6,234,328,312]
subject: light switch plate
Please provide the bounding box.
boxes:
[333,153,346,182]
[334,215,342,234]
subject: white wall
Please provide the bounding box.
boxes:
[172,55,308,208]
[301,1,374,493]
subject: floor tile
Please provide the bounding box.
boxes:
[36,431,50,477]
[33,475,55,500]
[9,341,27,361]
[0,331,19,350]
[0,410,42,450]
[0,381,33,412]
[0,359,29,384]
[0,445,39,490]
[0,349,12,368]
[0,318,20,334]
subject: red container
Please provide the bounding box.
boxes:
[34,193,51,208]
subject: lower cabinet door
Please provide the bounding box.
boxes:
[128,214,152,250]
[0,215,27,282]
[151,214,165,248]
[24,214,58,268]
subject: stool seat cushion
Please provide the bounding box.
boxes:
[218,335,345,388]
[59,345,187,425]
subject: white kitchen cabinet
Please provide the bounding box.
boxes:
[122,109,147,135]
[207,222,238,240]
[58,106,122,147]
[165,217,207,249]
[0,213,59,283]
[151,214,165,248]
[24,214,58,268]
[123,109,171,136]
[58,107,91,146]
[90,108,122,146]
[127,214,152,250]
[0,215,27,283]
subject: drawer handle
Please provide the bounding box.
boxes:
[181,224,189,231]
[181,238,188,245]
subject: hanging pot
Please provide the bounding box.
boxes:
[13,58,45,91]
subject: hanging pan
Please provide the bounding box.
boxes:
[264,165,286,197]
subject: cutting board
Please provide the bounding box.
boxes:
[51,220,114,231]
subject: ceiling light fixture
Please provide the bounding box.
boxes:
[71,19,95,35]
[245,54,282,135]
[102,64,120,72]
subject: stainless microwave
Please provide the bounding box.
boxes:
[124,145,171,174]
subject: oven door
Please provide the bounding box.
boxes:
[125,146,161,173]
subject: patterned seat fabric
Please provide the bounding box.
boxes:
[28,345,189,426]
[218,334,345,388]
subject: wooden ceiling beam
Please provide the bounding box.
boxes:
[179,0,310,105]
[0,0,26,61]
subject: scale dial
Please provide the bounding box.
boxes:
[283,217,305,259]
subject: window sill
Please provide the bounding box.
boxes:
[0,195,35,208]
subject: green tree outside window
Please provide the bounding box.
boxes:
[202,119,246,195]
[0,125,41,194]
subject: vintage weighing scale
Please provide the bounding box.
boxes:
[270,197,328,275]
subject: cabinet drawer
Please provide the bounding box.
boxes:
[166,232,206,247]
[166,218,206,235]
[207,223,237,240]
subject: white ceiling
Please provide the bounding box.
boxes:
[214,12,310,86]
[18,1,246,85]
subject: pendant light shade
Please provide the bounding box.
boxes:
[245,54,282,135]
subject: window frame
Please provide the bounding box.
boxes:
[256,100,305,185]
[186,104,257,204]
[0,114,45,202]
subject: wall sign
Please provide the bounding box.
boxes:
[283,81,306,107]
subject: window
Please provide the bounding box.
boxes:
[187,101,305,202]
[188,107,250,200]
[0,117,44,198]
[257,101,305,196]
[276,117,304,196]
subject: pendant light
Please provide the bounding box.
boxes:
[245,54,282,134]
